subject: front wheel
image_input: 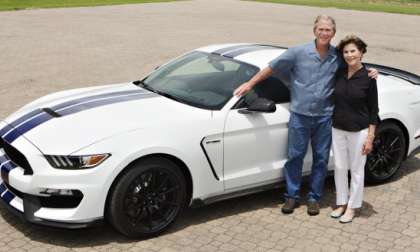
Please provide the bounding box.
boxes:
[365,122,406,183]
[107,157,187,238]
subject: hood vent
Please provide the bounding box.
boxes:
[42,108,61,118]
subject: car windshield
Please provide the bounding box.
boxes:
[140,51,259,110]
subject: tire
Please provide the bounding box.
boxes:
[107,157,187,238]
[365,122,406,184]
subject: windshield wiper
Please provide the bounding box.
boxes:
[134,80,184,103]
[133,80,154,92]
[132,79,146,86]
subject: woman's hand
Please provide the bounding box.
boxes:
[362,137,374,155]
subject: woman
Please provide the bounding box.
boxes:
[330,35,379,223]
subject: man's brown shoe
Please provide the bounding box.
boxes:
[281,198,299,214]
[307,201,320,216]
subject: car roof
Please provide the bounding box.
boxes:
[195,43,287,69]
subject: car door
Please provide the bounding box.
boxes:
[223,76,296,191]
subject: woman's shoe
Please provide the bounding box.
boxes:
[339,210,355,223]
[330,206,346,218]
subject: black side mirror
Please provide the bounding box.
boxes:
[238,98,276,114]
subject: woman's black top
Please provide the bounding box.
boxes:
[332,67,379,132]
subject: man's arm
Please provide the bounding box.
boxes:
[234,46,296,97]
[367,67,378,79]
[233,66,274,97]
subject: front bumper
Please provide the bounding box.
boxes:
[0,181,103,229]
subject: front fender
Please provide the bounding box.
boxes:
[72,128,225,210]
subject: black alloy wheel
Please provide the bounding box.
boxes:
[107,157,187,238]
[365,122,406,183]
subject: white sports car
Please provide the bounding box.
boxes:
[1,44,420,237]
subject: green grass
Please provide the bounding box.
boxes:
[248,0,420,15]
[1,0,419,14]
[0,0,180,11]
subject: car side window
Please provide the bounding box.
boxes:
[238,76,290,108]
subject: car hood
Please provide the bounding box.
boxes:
[2,83,209,154]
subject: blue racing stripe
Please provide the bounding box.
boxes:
[1,89,146,137]
[4,92,156,143]
[1,161,17,173]
[3,112,53,143]
[0,155,9,164]
[2,190,14,204]
[0,123,15,138]
[0,109,43,137]
[0,183,6,195]
[212,44,256,55]
[58,92,156,116]
[223,45,275,58]
[50,89,146,111]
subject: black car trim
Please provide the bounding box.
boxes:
[1,168,10,185]
[1,138,33,175]
[190,170,335,207]
[191,181,280,207]
[365,63,420,85]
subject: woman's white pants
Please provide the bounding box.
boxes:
[332,127,368,209]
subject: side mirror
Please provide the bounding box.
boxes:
[238,98,276,114]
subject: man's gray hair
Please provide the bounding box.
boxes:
[313,15,336,33]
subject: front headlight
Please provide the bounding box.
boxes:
[44,154,110,169]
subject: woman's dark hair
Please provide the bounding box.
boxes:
[337,35,367,54]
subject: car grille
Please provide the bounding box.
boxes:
[1,137,33,175]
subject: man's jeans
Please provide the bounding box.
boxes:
[284,112,332,202]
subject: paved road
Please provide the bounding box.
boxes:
[1,0,420,251]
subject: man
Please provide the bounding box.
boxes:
[234,15,376,216]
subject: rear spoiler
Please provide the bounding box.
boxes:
[365,63,420,85]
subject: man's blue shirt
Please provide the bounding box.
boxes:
[269,41,341,117]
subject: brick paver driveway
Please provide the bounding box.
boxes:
[1,0,420,251]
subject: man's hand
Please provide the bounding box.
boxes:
[233,66,274,97]
[234,81,253,97]
[368,68,378,80]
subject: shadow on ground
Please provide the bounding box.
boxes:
[0,152,419,247]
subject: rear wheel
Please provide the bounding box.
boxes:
[107,157,187,238]
[365,122,406,183]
